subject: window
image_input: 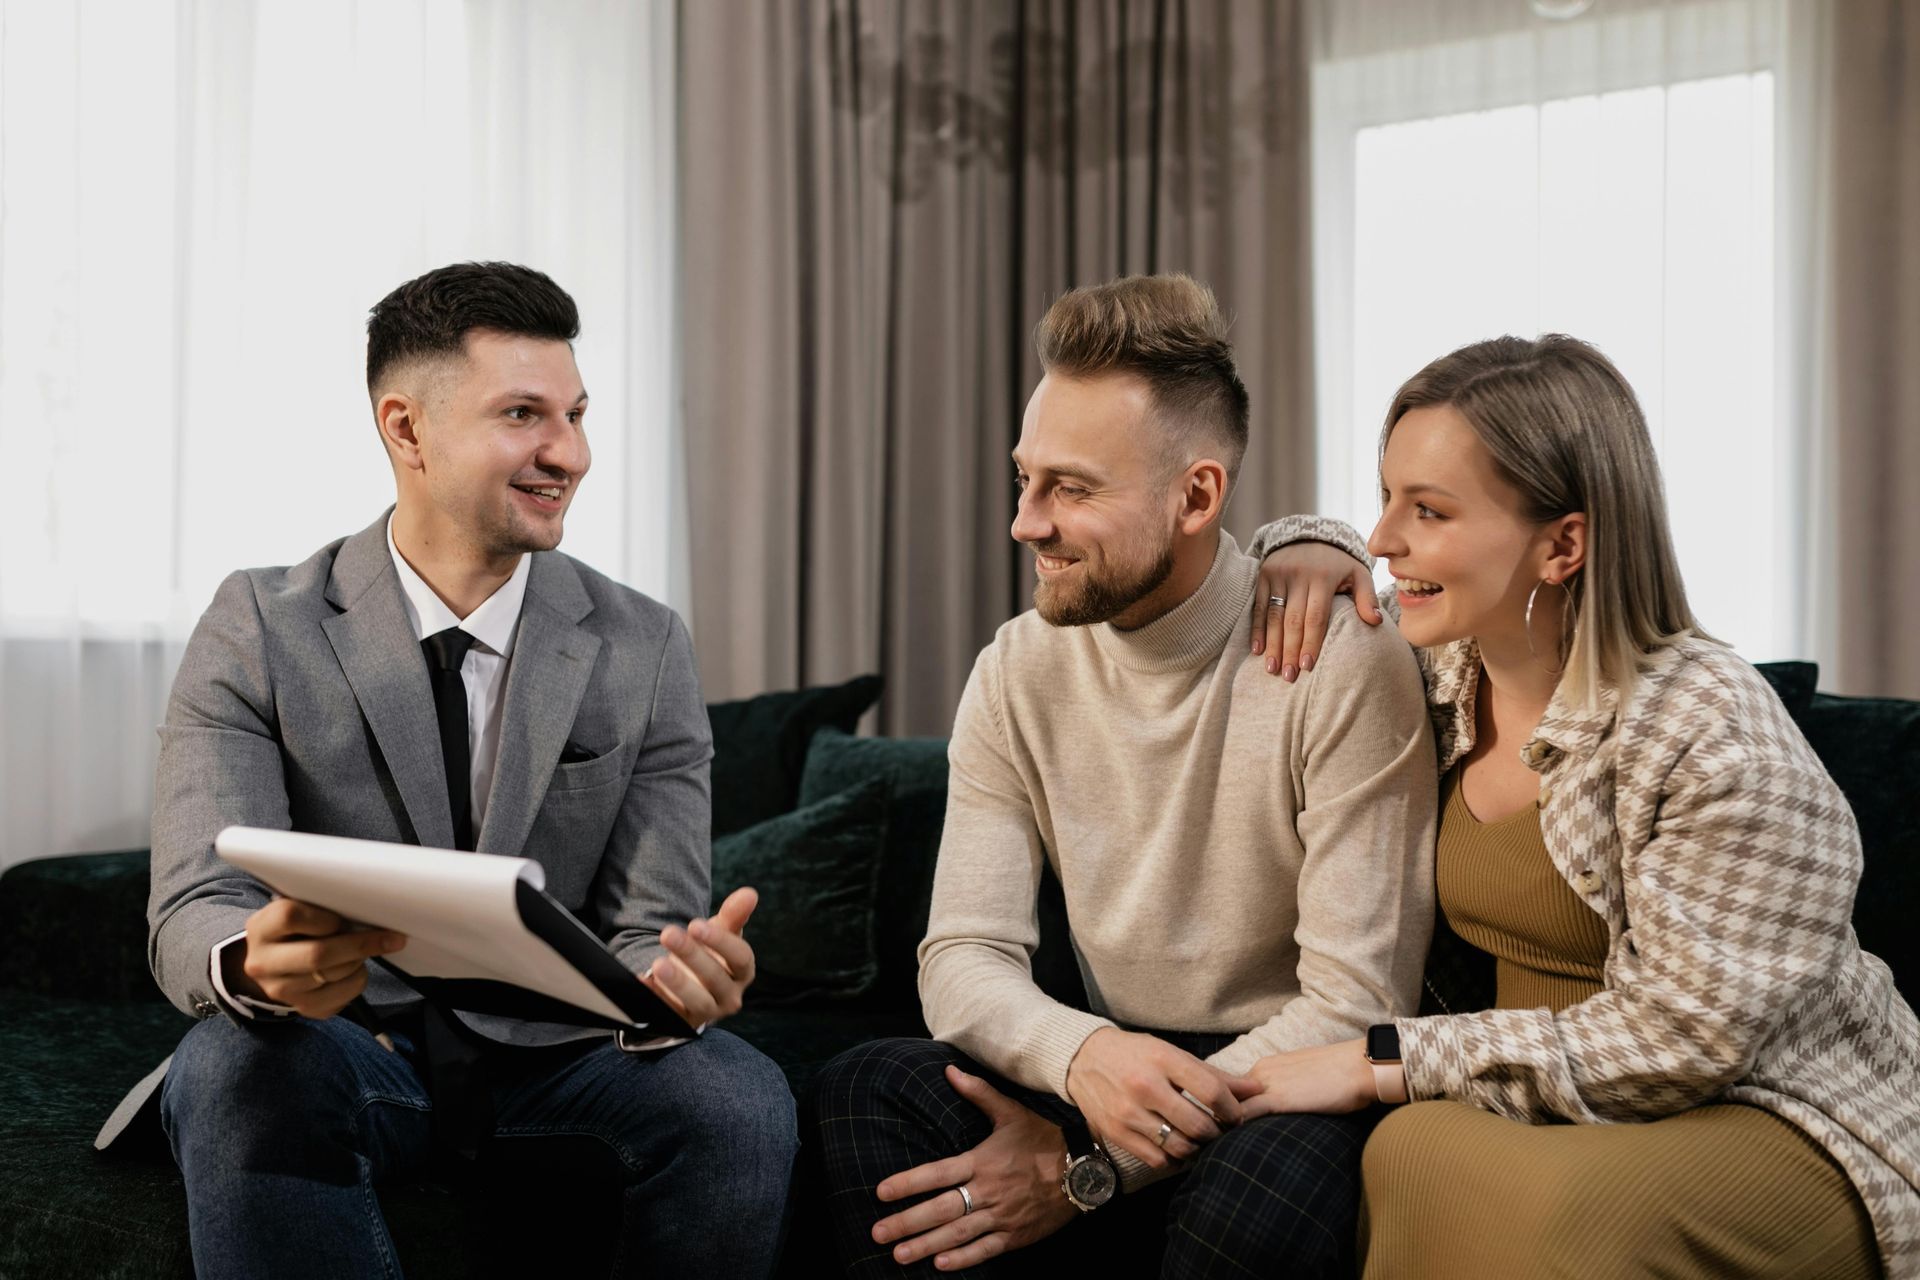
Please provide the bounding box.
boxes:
[0,0,680,635]
[1313,3,1788,660]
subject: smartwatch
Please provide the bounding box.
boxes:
[1059,1119,1118,1212]
[1365,1023,1408,1104]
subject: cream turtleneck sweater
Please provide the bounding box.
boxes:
[918,532,1436,1165]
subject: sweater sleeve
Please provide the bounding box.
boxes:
[1244,514,1374,569]
[917,647,1118,1101]
[1396,659,1865,1123]
[1205,603,1438,1076]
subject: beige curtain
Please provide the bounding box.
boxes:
[1797,0,1920,699]
[679,0,1313,735]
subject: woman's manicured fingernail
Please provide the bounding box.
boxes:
[1252,634,1263,654]
[1267,656,1279,674]
[1302,653,1315,672]
[1282,664,1297,681]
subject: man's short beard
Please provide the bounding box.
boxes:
[1033,533,1176,627]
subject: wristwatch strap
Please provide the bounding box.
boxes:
[1061,1117,1098,1161]
[1370,1061,1409,1104]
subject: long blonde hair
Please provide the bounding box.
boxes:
[1383,335,1714,707]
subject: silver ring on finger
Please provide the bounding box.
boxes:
[955,1185,974,1215]
[1269,595,1286,609]
[1154,1121,1172,1148]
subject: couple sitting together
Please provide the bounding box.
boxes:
[122,260,1920,1279]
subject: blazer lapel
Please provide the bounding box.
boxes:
[477,551,601,859]
[321,512,456,850]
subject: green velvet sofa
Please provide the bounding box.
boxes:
[1,665,1914,1277]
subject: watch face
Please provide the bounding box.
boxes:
[1067,1154,1118,1207]
[1367,1023,1401,1062]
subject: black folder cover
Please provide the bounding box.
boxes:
[379,879,698,1038]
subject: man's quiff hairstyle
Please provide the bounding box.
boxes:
[365,261,580,398]
[1034,273,1251,485]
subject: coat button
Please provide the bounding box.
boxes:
[1521,741,1559,768]
[1573,869,1605,895]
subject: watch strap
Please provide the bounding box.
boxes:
[1061,1116,1098,1161]
[1370,1060,1408,1104]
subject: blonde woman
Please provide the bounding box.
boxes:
[1239,335,1920,1278]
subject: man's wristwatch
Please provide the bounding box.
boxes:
[1365,1023,1408,1104]
[1059,1119,1118,1212]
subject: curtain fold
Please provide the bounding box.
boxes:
[1797,0,1920,698]
[680,0,1314,735]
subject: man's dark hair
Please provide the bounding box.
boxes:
[366,261,580,396]
[1035,273,1251,486]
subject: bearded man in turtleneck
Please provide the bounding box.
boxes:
[809,274,1440,1279]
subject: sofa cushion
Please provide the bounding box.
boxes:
[722,1005,930,1098]
[798,729,1089,1014]
[1753,660,1818,719]
[712,778,891,1005]
[1797,690,1920,1000]
[707,675,883,837]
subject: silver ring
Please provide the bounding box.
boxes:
[1268,595,1286,609]
[1154,1121,1172,1148]
[955,1185,974,1215]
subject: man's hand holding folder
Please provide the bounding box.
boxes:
[225,897,408,1020]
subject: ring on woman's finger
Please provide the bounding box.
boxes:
[1269,595,1286,610]
[954,1185,974,1215]
[1154,1121,1172,1148]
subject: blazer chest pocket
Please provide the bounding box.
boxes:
[547,742,629,793]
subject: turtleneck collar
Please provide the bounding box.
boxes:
[1088,532,1255,674]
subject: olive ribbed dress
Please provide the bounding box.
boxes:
[1358,769,1882,1279]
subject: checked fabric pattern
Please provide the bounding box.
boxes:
[1249,515,1920,1279]
[808,1036,1374,1279]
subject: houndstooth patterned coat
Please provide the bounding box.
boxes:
[1254,516,1920,1278]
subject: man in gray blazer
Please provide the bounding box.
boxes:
[109,262,796,1278]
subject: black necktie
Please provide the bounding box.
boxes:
[421,627,478,851]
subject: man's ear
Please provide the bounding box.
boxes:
[376,391,427,472]
[1176,458,1228,535]
[1542,511,1587,584]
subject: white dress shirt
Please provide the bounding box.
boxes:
[211,519,531,1016]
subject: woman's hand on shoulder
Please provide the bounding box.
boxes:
[1250,542,1382,681]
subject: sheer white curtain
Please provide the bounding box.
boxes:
[0,0,682,871]
[1308,0,1798,665]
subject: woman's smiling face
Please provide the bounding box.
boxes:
[1366,404,1552,651]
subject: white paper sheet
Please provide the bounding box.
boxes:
[214,826,637,1026]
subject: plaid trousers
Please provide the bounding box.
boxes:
[807,1036,1376,1279]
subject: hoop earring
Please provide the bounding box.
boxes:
[1525,577,1576,676]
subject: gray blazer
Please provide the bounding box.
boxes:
[98,510,712,1148]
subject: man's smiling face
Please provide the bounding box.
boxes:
[415,328,590,558]
[1010,372,1179,628]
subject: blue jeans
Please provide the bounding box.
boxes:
[160,1014,798,1279]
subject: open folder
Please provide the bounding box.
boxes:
[214,826,697,1039]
